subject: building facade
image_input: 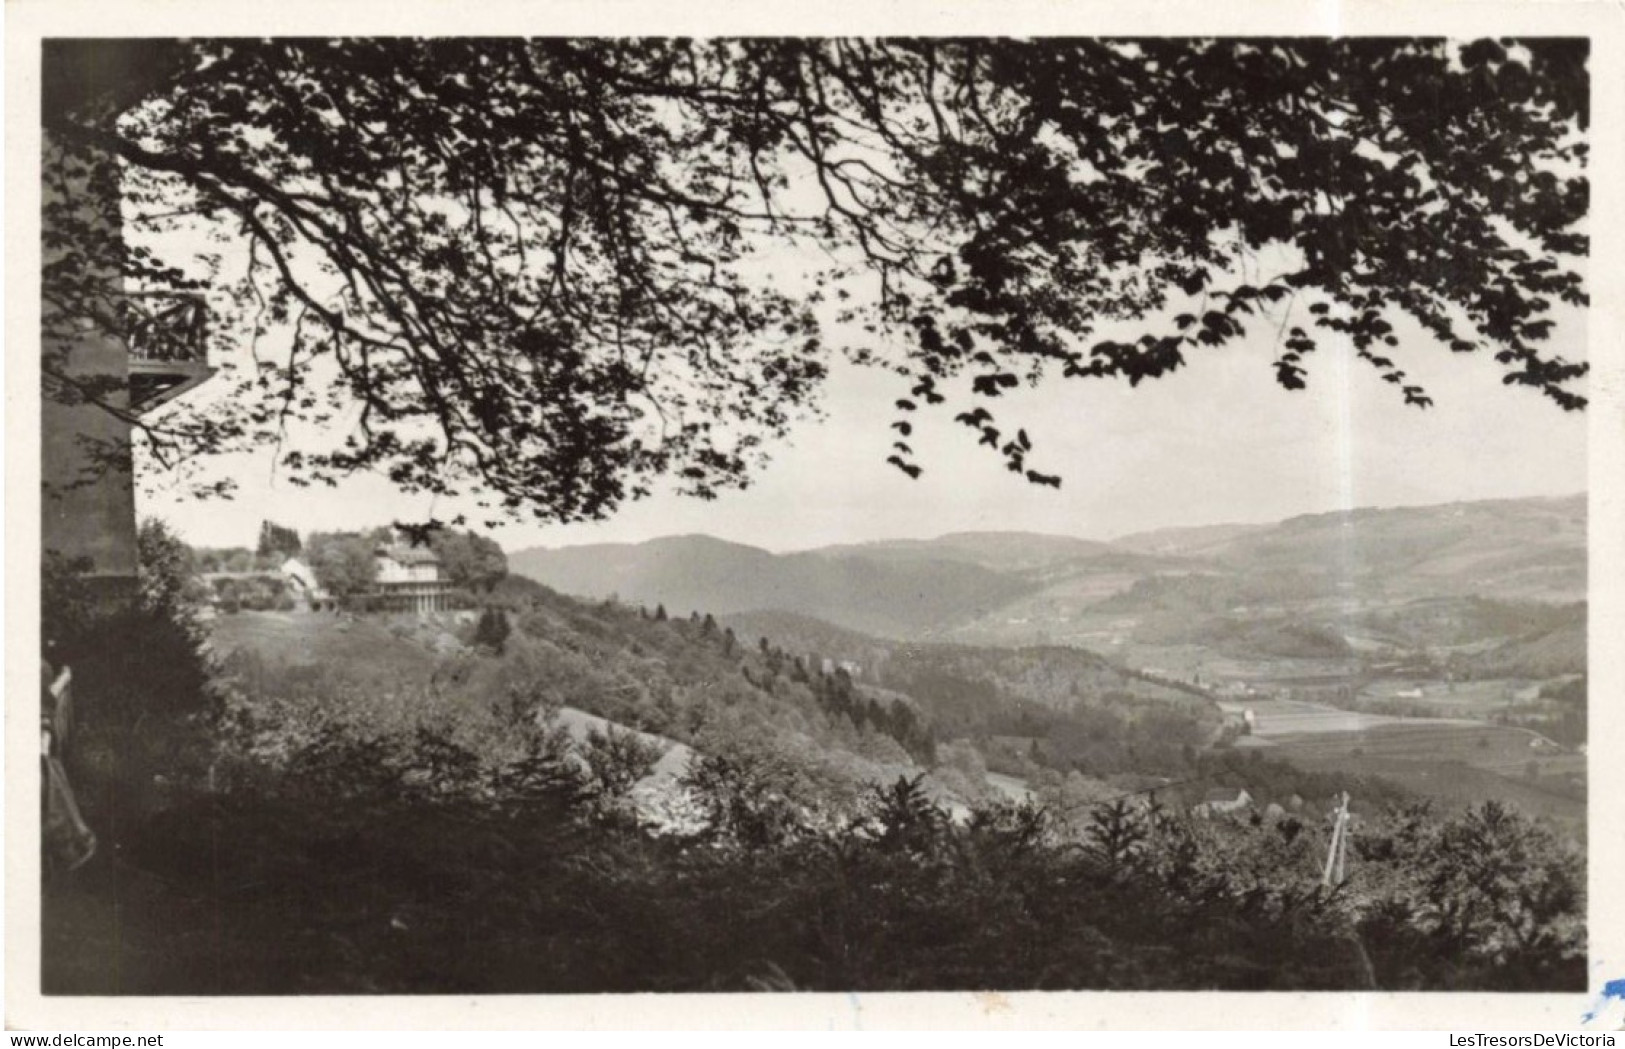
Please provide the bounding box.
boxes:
[280,557,336,611]
[373,545,453,614]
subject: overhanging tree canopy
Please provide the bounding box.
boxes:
[42,37,1588,524]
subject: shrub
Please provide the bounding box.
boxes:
[581,724,665,799]
[39,521,223,842]
[682,752,811,850]
[48,670,1589,994]
[474,606,512,654]
[444,587,481,611]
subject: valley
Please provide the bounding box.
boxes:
[50,497,1590,994]
[1226,697,1584,834]
[511,494,1588,830]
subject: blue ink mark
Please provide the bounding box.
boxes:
[1581,977,1625,1023]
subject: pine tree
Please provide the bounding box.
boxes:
[474,607,512,655]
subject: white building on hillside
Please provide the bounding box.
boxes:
[279,556,335,611]
[374,544,452,614]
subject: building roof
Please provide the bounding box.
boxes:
[280,556,316,582]
[378,544,441,566]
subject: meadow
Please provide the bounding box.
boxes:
[1264,723,1584,834]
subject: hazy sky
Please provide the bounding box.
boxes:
[140,299,1587,553]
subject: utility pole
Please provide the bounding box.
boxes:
[1321,791,1351,888]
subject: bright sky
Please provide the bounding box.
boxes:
[140,298,1587,553]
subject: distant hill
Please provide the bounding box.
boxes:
[1111,495,1584,600]
[722,608,1203,709]
[1113,521,1275,557]
[510,495,1586,657]
[508,534,1035,638]
[1193,495,1586,603]
[814,531,1120,573]
[721,609,889,663]
[942,496,1586,653]
[1459,614,1588,679]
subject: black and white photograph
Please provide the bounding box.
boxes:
[9,1,1624,1031]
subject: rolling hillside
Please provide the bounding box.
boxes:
[1121,495,1585,603]
[210,584,1227,819]
[510,495,1586,666]
[723,609,1212,712]
[508,533,1036,638]
[814,531,1123,573]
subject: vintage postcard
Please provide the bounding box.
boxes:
[6,0,1623,1032]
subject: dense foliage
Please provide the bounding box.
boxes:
[256,519,302,561]
[304,530,384,606]
[210,573,296,614]
[429,528,509,594]
[43,520,219,736]
[41,520,222,873]
[472,606,512,655]
[43,38,1587,522]
[46,690,1584,993]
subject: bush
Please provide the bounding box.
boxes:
[45,522,219,730]
[474,606,512,654]
[1354,800,1585,989]
[48,665,1588,994]
[41,521,223,838]
[443,587,481,611]
[581,724,665,799]
[682,751,811,850]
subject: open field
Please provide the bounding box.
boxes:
[1221,697,1472,737]
[1356,678,1542,716]
[1361,678,1528,703]
[209,610,454,686]
[1266,720,1584,834]
[1217,694,1586,834]
[986,772,1036,804]
[1268,751,1585,834]
[1266,720,1564,767]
